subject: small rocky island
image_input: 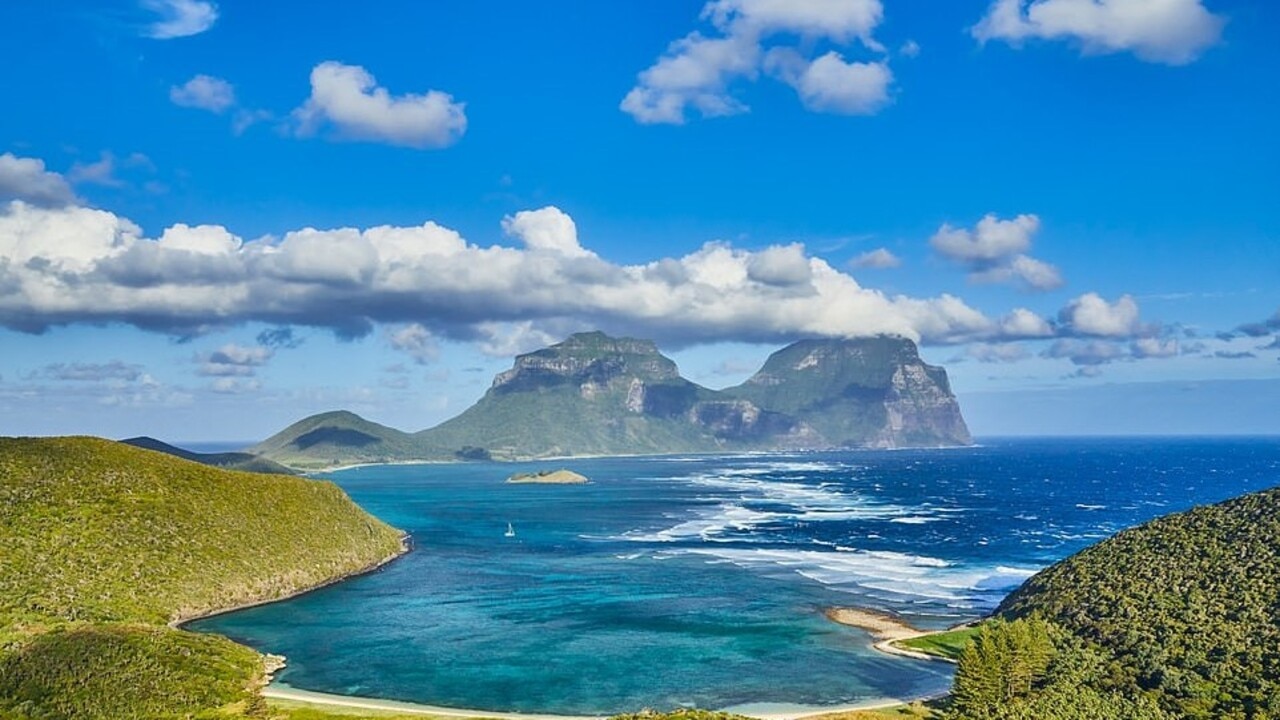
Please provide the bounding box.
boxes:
[506,469,590,484]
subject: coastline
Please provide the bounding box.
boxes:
[264,683,945,720]
[171,532,413,629]
[824,607,966,664]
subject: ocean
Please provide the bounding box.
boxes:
[190,437,1280,715]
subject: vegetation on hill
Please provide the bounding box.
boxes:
[255,332,971,468]
[945,486,1280,720]
[121,436,298,475]
[0,436,406,719]
[250,411,428,470]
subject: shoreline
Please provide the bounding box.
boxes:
[296,445,981,474]
[824,607,967,664]
[264,683,945,720]
[171,532,413,629]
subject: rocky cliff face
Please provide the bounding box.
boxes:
[258,332,972,466]
[727,336,971,448]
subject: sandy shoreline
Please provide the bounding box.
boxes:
[265,684,943,720]
[824,607,965,664]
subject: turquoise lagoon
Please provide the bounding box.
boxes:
[191,438,1280,714]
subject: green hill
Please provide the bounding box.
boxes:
[945,485,1280,720]
[249,410,428,470]
[256,332,970,468]
[0,436,406,719]
[121,436,298,475]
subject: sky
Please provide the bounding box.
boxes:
[0,0,1276,442]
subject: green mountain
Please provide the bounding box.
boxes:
[0,436,406,719]
[249,410,423,470]
[946,484,1280,720]
[121,436,298,475]
[724,336,971,448]
[254,331,971,467]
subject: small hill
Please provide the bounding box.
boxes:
[251,410,428,469]
[121,436,298,475]
[0,436,406,718]
[725,337,971,448]
[950,485,1280,719]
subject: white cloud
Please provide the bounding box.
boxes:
[197,343,273,377]
[501,206,591,258]
[972,0,1225,65]
[899,40,921,58]
[849,247,901,269]
[292,62,467,149]
[930,213,1063,291]
[622,0,891,124]
[170,74,236,113]
[0,154,77,207]
[769,51,892,115]
[999,308,1055,337]
[143,0,218,40]
[1131,336,1180,358]
[0,194,1028,347]
[1058,292,1142,337]
[387,323,439,364]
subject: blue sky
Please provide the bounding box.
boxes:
[0,0,1276,442]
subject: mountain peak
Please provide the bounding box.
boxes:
[493,331,679,390]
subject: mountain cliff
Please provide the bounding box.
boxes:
[254,332,971,466]
[725,337,971,448]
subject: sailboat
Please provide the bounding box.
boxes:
[504,522,516,538]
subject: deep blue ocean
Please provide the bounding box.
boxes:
[191,437,1280,715]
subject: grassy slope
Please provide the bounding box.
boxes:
[996,485,1280,718]
[122,436,299,476]
[0,436,405,719]
[894,627,981,662]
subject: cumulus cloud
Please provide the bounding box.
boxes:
[622,0,892,124]
[999,308,1055,338]
[170,74,236,113]
[972,0,1225,65]
[930,213,1063,291]
[0,154,77,207]
[197,343,273,377]
[143,0,218,39]
[0,190,1052,347]
[1058,292,1143,337]
[850,247,901,269]
[292,62,467,149]
[501,206,591,258]
[766,50,892,115]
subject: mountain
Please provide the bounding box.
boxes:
[725,336,971,448]
[120,436,297,475]
[254,331,972,467]
[0,436,405,719]
[249,410,423,470]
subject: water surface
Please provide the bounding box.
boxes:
[192,437,1280,714]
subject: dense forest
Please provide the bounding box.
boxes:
[946,486,1280,719]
